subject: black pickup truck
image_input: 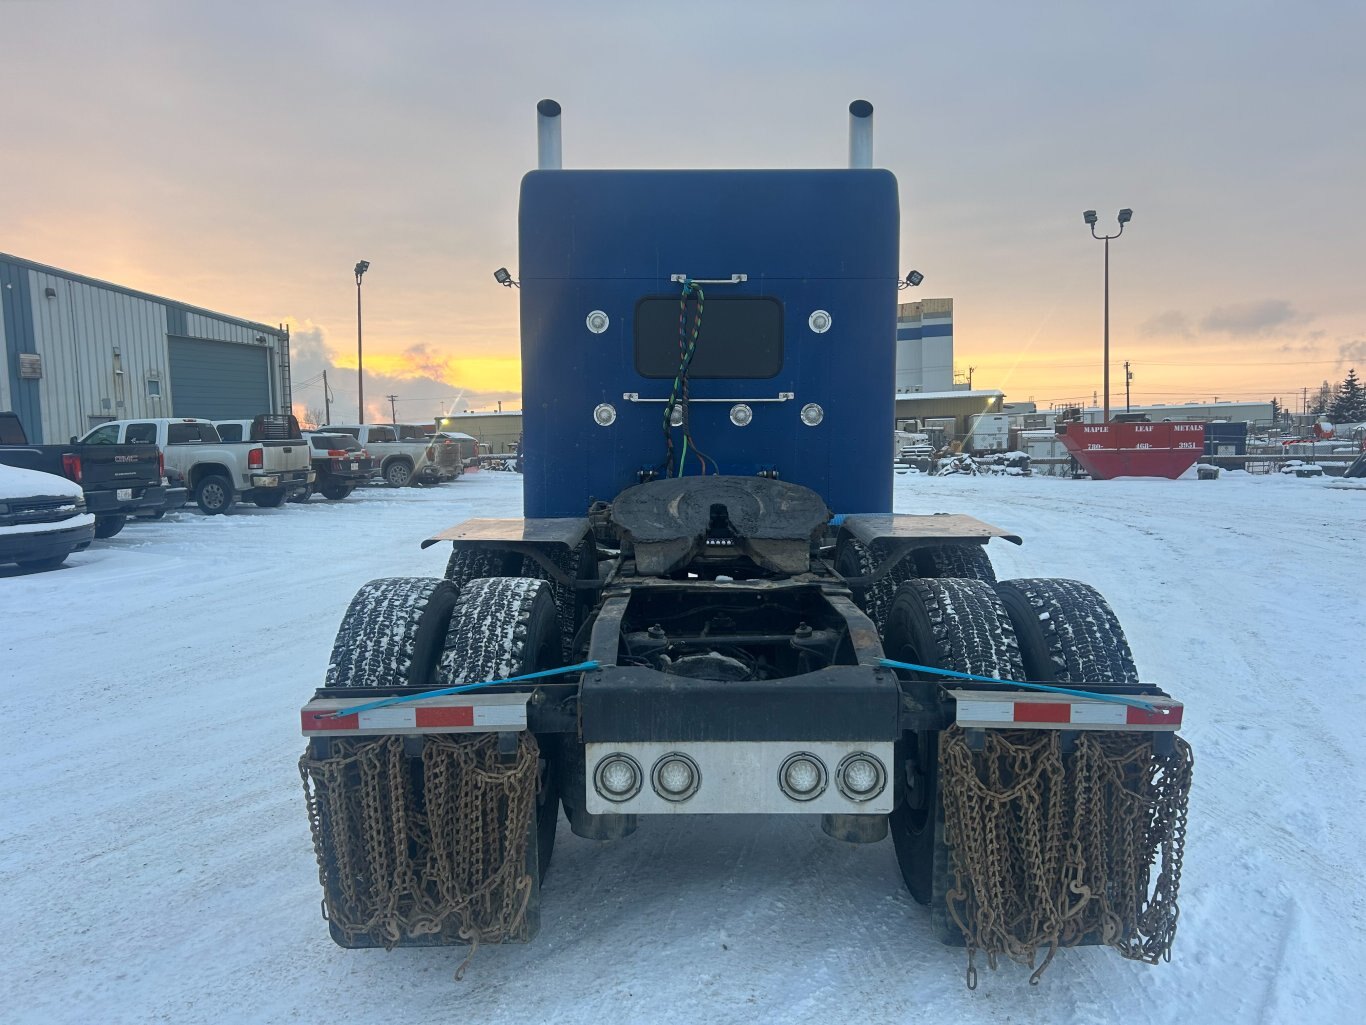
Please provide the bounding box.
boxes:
[0,411,167,538]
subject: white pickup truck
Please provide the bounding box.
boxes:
[321,424,447,487]
[77,417,314,514]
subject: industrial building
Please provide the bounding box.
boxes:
[1,253,291,443]
[895,389,1005,440]
[894,298,954,393]
[436,410,523,454]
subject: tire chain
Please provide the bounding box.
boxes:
[938,725,1194,986]
[299,731,539,953]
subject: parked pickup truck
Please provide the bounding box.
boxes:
[321,424,445,487]
[0,463,95,571]
[301,432,377,500]
[395,423,462,481]
[1,410,165,539]
[213,416,315,505]
[76,417,314,515]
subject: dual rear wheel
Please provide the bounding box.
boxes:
[881,575,1140,916]
[324,574,564,909]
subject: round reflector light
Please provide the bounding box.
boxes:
[808,310,832,333]
[778,752,827,801]
[586,310,610,334]
[836,752,886,802]
[593,403,617,427]
[594,754,642,801]
[652,752,701,802]
[729,403,753,427]
[800,403,824,427]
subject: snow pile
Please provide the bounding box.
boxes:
[2,471,1364,1023]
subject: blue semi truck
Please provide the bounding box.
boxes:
[299,101,1192,983]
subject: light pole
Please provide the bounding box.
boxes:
[354,260,370,422]
[1082,208,1131,421]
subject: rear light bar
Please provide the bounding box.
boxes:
[326,450,350,458]
[158,450,165,479]
[248,447,264,470]
[62,453,82,482]
[949,689,1183,731]
[301,693,529,736]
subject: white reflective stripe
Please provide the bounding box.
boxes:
[358,707,418,729]
[1069,701,1129,725]
[958,699,1015,723]
[474,704,526,728]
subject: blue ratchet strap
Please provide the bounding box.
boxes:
[316,660,601,720]
[875,657,1160,714]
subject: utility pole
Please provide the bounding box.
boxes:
[1125,360,1133,413]
[387,394,399,424]
[967,366,976,390]
[355,260,370,422]
[323,369,331,425]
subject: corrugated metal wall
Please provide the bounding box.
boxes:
[0,253,288,443]
[30,267,170,440]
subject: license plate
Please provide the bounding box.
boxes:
[350,462,359,470]
[117,488,133,501]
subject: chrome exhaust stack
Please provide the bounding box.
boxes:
[537,99,562,170]
[848,99,873,169]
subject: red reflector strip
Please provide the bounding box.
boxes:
[1128,704,1183,727]
[1014,701,1070,724]
[302,710,359,732]
[415,706,474,728]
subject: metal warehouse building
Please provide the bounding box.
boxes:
[1,253,291,443]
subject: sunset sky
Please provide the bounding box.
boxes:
[4,1,1363,422]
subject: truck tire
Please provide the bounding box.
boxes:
[437,577,562,876]
[835,537,914,633]
[384,459,414,488]
[913,543,996,582]
[319,483,353,501]
[444,545,523,588]
[325,577,459,689]
[93,514,126,539]
[881,579,1024,909]
[994,578,1139,684]
[194,474,237,515]
[519,542,596,660]
[252,490,287,508]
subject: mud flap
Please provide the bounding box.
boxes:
[301,732,542,949]
[935,725,1193,983]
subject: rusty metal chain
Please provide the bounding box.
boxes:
[298,731,540,956]
[938,726,1194,986]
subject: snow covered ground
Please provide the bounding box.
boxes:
[3,469,1363,1024]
